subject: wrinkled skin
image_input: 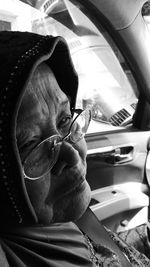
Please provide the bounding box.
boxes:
[16,63,91,224]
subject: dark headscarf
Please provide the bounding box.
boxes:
[0,31,78,226]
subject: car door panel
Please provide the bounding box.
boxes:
[85,129,150,232]
[86,130,150,189]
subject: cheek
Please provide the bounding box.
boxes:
[25,174,51,213]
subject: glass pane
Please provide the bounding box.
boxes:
[143,1,150,31]
[1,0,138,133]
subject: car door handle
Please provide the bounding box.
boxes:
[87,145,134,165]
[113,147,134,164]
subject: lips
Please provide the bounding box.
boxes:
[61,172,86,197]
[50,165,86,201]
[62,175,86,197]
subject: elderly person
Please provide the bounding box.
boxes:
[0,31,150,266]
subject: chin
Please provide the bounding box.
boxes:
[53,180,91,223]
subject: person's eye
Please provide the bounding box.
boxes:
[58,115,72,132]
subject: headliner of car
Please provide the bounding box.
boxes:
[85,0,148,30]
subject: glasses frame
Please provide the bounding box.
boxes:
[23,108,91,180]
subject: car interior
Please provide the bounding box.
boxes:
[1,0,150,235]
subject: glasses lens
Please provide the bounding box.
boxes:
[23,136,61,179]
[78,109,91,134]
[70,109,91,142]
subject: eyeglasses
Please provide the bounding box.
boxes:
[23,108,91,180]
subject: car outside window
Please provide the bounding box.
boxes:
[0,0,138,133]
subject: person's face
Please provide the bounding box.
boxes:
[16,63,91,224]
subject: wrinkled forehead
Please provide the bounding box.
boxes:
[17,63,70,123]
[25,62,68,108]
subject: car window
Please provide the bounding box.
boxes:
[143,1,150,31]
[0,0,138,133]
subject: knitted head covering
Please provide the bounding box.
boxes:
[0,31,78,226]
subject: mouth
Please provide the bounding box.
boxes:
[64,175,86,195]
[53,168,86,203]
[58,173,86,201]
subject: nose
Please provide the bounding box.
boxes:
[51,141,80,176]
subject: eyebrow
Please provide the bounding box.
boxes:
[61,98,71,108]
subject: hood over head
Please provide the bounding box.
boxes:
[0,31,78,226]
